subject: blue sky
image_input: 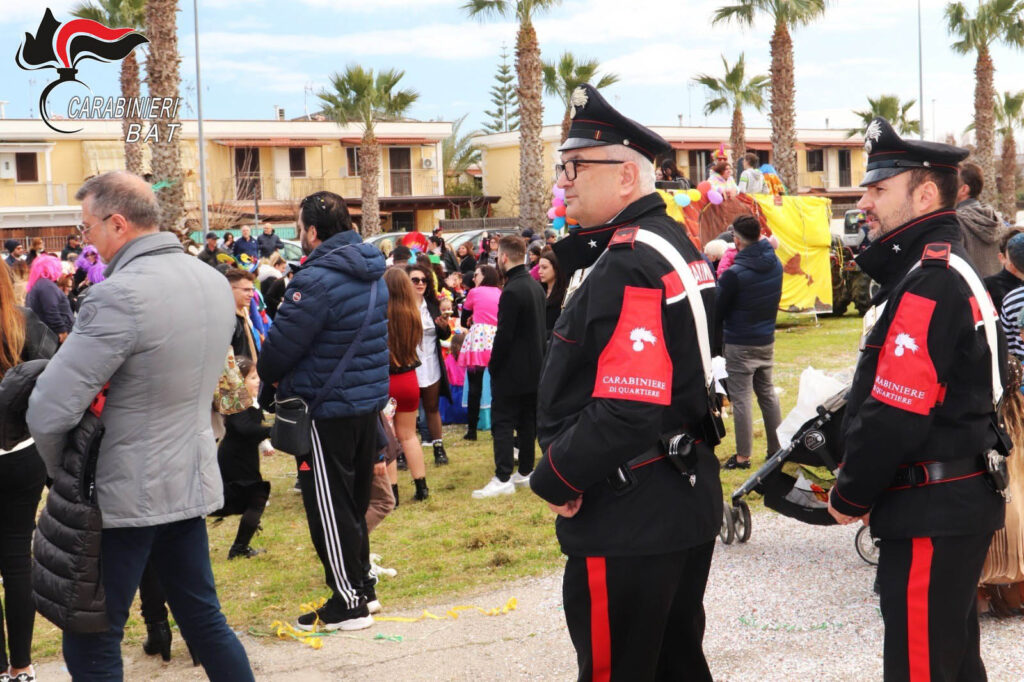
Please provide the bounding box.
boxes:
[2,0,1022,142]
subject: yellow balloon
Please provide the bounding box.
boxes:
[687,189,702,203]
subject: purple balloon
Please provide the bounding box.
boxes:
[708,189,724,205]
[553,186,566,200]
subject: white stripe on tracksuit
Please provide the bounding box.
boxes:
[310,420,359,609]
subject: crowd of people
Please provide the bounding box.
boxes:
[0,99,1022,681]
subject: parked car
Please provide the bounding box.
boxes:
[445,228,520,255]
[279,239,304,263]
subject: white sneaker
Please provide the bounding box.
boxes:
[510,471,532,488]
[471,476,515,499]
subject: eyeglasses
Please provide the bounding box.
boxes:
[77,214,113,236]
[554,159,624,181]
[409,277,427,284]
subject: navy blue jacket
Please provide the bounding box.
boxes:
[233,236,259,262]
[26,278,74,336]
[258,230,389,419]
[257,232,284,258]
[715,238,782,347]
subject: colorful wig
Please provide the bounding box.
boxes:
[26,253,63,292]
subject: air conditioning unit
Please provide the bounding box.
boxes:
[0,154,14,180]
[422,157,434,169]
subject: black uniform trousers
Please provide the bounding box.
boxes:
[297,412,377,611]
[563,541,715,682]
[491,392,537,481]
[877,532,994,682]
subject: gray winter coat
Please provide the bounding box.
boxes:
[27,231,235,528]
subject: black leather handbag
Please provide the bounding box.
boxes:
[271,283,378,456]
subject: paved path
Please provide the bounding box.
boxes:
[36,512,1024,681]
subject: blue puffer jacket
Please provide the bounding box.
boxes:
[258,230,389,419]
[716,238,783,347]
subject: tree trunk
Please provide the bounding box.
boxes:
[561,108,571,145]
[120,51,143,175]
[516,20,545,230]
[998,130,1018,221]
[974,46,997,206]
[769,21,798,192]
[145,0,185,236]
[731,105,746,166]
[360,133,382,236]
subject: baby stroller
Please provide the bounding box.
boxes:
[720,385,848,545]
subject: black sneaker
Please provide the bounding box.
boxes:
[228,544,265,560]
[295,599,373,632]
[433,440,449,466]
[723,454,751,470]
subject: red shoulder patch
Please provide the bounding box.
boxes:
[592,286,672,405]
[871,292,940,415]
[292,290,302,303]
[921,242,950,267]
[608,226,639,248]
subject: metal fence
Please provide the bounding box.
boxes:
[438,216,522,232]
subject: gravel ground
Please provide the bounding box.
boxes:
[35,511,1024,681]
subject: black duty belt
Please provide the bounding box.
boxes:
[888,455,986,489]
[607,432,700,494]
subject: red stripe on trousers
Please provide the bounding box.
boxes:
[586,557,612,682]
[907,537,933,682]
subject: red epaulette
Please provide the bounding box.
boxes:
[608,226,639,249]
[920,242,951,268]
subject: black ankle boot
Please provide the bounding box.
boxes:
[391,483,400,508]
[413,477,429,501]
[143,620,172,661]
[463,428,477,441]
[433,440,449,465]
[396,452,408,471]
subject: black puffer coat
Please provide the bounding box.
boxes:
[32,409,108,633]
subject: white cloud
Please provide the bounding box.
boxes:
[293,0,452,8]
[601,43,723,87]
[1,1,82,26]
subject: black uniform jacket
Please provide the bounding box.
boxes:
[530,193,723,556]
[830,209,1006,539]
[489,264,546,397]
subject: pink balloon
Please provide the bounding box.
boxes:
[707,189,724,205]
[553,186,566,200]
[547,207,557,220]
[551,197,561,208]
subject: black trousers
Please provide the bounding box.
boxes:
[490,392,537,481]
[0,446,46,670]
[563,542,715,682]
[298,412,377,610]
[877,532,993,682]
[466,368,484,432]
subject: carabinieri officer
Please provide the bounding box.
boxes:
[828,117,1007,681]
[530,83,722,681]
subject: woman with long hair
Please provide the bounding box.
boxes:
[0,258,59,682]
[458,264,502,440]
[72,245,101,293]
[708,159,739,198]
[406,262,452,467]
[537,248,567,339]
[25,253,73,342]
[384,267,431,501]
[456,242,477,277]
[25,238,44,268]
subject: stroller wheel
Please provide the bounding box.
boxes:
[719,505,735,545]
[855,525,879,566]
[733,501,752,543]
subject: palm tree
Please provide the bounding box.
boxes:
[692,53,769,162]
[464,0,562,230]
[847,94,921,138]
[442,114,482,194]
[542,52,619,143]
[319,65,418,237]
[946,0,1024,205]
[71,0,146,174]
[713,0,829,190]
[146,0,185,234]
[995,90,1024,219]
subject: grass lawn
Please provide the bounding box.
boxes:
[28,311,864,660]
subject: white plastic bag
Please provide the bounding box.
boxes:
[775,366,845,446]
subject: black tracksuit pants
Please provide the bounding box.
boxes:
[563,542,715,682]
[490,391,537,482]
[877,532,993,682]
[297,412,377,610]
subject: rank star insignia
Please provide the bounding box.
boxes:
[588,239,597,248]
[569,86,588,119]
[892,244,901,253]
